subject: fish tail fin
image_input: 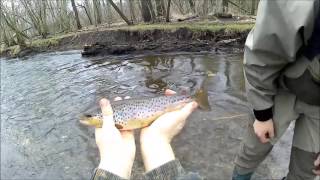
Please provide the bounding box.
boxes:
[193,88,211,111]
[79,114,103,128]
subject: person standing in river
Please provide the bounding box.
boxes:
[232,1,320,180]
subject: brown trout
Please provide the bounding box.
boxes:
[80,89,210,130]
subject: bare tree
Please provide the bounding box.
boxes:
[166,0,172,22]
[120,0,123,11]
[20,0,49,38]
[84,1,94,25]
[250,0,256,15]
[188,0,195,13]
[108,0,133,25]
[147,0,156,21]
[0,0,256,48]
[71,0,82,29]
[172,0,185,15]
[223,0,228,13]
[0,8,28,46]
[155,0,166,17]
[140,0,152,22]
[78,3,93,25]
[128,0,137,22]
[93,0,102,24]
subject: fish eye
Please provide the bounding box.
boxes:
[84,114,93,118]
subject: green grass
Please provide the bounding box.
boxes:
[121,22,254,33]
[31,36,61,48]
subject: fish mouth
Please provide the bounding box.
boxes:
[79,114,103,128]
[79,119,90,126]
[79,114,94,125]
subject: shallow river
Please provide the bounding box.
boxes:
[1,50,293,179]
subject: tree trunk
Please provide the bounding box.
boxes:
[173,0,185,15]
[0,10,28,46]
[188,0,195,13]
[93,0,102,24]
[147,0,156,21]
[227,0,250,14]
[20,0,48,38]
[84,1,93,25]
[128,0,136,22]
[202,0,208,16]
[250,0,256,15]
[71,0,82,29]
[40,0,49,38]
[155,0,165,17]
[140,0,152,22]
[166,0,171,22]
[108,0,133,25]
[120,0,123,11]
[105,0,113,25]
[215,0,223,14]
[222,0,228,13]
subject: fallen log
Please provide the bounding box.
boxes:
[177,15,199,22]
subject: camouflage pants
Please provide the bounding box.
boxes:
[235,90,320,180]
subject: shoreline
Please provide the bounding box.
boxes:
[0,21,253,58]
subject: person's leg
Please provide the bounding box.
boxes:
[286,147,318,180]
[233,91,299,179]
[233,115,273,175]
[286,100,320,180]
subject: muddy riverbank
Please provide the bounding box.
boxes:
[1,22,253,58]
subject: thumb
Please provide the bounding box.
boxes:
[99,98,114,129]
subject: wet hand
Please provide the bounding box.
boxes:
[253,119,274,144]
[140,89,198,172]
[95,98,135,179]
[313,153,320,175]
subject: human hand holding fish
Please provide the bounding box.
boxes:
[140,89,198,172]
[86,88,208,177]
[95,98,135,179]
[93,89,200,176]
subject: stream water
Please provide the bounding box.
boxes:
[1,50,293,179]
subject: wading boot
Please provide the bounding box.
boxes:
[232,168,253,180]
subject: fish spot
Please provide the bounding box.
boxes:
[115,124,123,129]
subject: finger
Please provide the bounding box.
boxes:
[99,99,114,128]
[182,101,198,112]
[314,155,320,166]
[124,96,131,99]
[312,169,320,175]
[175,102,198,121]
[114,97,122,101]
[269,128,275,139]
[256,133,268,144]
[165,89,176,96]
[261,135,270,143]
